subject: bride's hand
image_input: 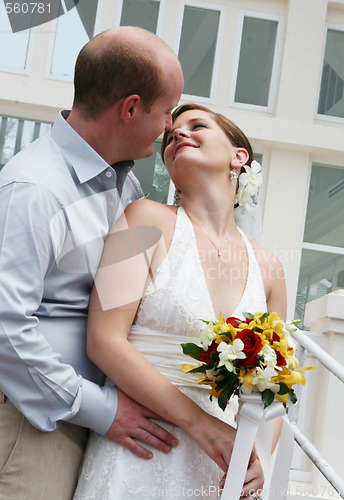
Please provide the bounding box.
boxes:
[105,388,178,460]
[219,457,264,497]
[186,413,257,472]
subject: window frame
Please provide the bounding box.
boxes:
[174,0,227,104]
[293,161,344,327]
[228,10,284,113]
[315,22,344,125]
[114,0,165,36]
[45,0,104,82]
[0,16,35,75]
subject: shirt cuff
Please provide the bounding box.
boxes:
[68,379,118,435]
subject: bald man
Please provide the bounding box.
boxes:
[0,27,183,499]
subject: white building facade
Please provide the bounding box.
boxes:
[1,0,343,498]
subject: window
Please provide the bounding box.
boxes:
[176,3,224,100]
[295,164,344,327]
[317,27,344,119]
[120,0,161,33]
[132,141,172,204]
[231,13,281,110]
[0,2,31,71]
[50,1,100,78]
[0,116,51,168]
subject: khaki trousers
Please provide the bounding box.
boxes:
[0,390,89,500]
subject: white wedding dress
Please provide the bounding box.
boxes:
[74,207,267,500]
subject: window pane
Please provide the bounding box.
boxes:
[295,249,344,328]
[318,29,344,118]
[235,17,278,107]
[0,2,30,70]
[304,164,344,248]
[178,6,220,98]
[133,142,171,203]
[0,116,51,168]
[120,0,159,33]
[50,1,99,77]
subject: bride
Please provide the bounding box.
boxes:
[74,104,286,499]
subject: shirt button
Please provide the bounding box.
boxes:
[105,171,112,177]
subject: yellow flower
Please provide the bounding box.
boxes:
[272,367,306,387]
[195,377,213,385]
[209,386,222,398]
[182,364,197,373]
[276,393,289,403]
[239,368,255,389]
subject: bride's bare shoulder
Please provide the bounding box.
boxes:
[121,199,177,229]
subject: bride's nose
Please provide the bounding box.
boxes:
[173,127,189,139]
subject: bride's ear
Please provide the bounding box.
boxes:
[231,148,249,168]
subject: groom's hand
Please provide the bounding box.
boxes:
[105,388,178,459]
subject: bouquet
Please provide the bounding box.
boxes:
[182,311,314,409]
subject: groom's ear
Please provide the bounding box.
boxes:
[119,95,141,123]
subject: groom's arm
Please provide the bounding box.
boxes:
[0,182,177,458]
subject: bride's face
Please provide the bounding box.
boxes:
[163,110,236,187]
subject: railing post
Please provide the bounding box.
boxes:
[299,289,344,498]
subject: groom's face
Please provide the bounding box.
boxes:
[127,58,183,160]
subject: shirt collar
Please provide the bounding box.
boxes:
[51,110,134,184]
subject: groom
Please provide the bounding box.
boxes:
[0,27,184,499]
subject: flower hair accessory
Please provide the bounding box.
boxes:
[235,160,262,210]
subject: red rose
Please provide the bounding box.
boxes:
[226,316,242,328]
[276,350,287,367]
[200,341,218,364]
[272,332,280,342]
[235,329,262,367]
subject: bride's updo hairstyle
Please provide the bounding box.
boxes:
[161,103,253,172]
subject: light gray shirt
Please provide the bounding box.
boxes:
[0,110,143,434]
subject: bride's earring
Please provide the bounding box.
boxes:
[230,168,238,184]
[173,189,181,206]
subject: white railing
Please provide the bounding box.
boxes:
[289,328,344,499]
[286,290,344,500]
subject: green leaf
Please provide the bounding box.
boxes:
[215,372,237,390]
[277,383,290,395]
[181,343,203,361]
[243,312,254,319]
[289,389,297,404]
[210,351,219,363]
[218,386,234,411]
[185,365,208,374]
[261,389,275,408]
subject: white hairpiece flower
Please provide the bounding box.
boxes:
[235,160,262,210]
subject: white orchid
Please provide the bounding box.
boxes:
[236,160,262,209]
[278,321,297,349]
[200,322,217,350]
[217,339,246,372]
[253,366,280,393]
[259,343,278,369]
